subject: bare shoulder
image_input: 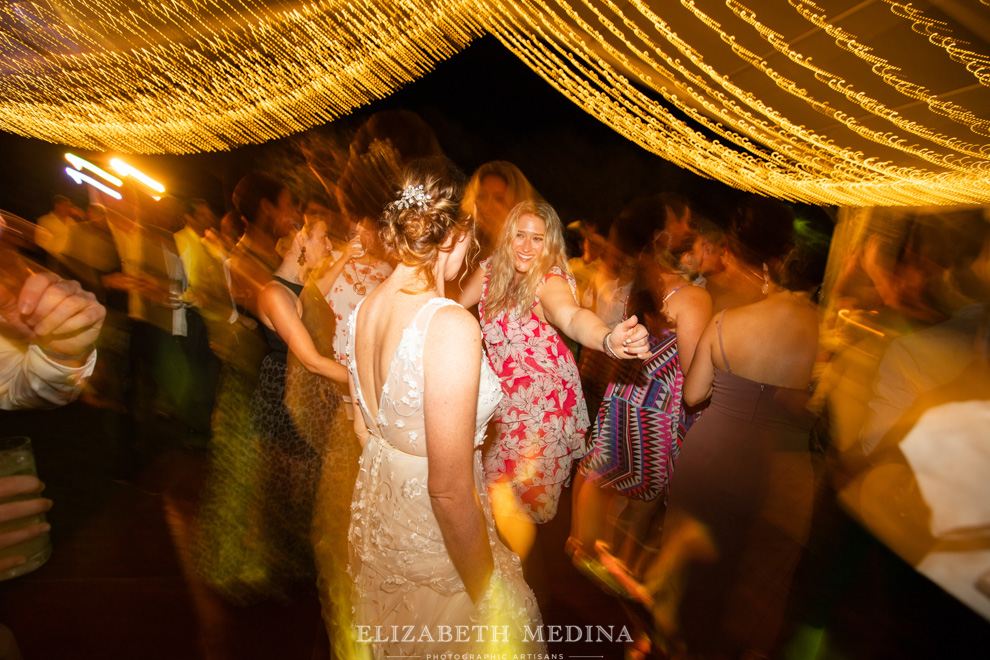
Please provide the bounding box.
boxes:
[538,272,573,298]
[428,302,482,346]
[258,280,293,305]
[672,284,711,308]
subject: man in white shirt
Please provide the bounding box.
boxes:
[0,268,104,582]
[1,271,104,409]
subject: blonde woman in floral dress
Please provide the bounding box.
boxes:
[460,200,649,557]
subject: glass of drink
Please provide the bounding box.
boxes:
[0,436,52,580]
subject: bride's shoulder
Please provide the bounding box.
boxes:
[426,302,482,347]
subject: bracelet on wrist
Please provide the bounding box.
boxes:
[602,331,621,359]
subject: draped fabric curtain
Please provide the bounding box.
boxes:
[2,1,988,205]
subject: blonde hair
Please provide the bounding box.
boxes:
[484,200,571,319]
[379,157,475,293]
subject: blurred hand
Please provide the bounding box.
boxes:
[344,235,365,261]
[101,272,136,291]
[10,272,105,360]
[0,475,51,573]
[609,315,650,358]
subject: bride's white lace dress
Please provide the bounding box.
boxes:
[346,297,545,658]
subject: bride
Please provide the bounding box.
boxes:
[344,157,544,657]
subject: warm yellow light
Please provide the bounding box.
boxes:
[110,159,166,194]
[1,1,988,206]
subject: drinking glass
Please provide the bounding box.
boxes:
[0,436,52,580]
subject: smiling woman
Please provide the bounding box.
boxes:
[458,201,650,558]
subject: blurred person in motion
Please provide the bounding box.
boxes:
[570,223,711,593]
[0,257,105,659]
[192,173,339,602]
[705,195,796,313]
[858,209,990,457]
[462,161,540,260]
[679,214,726,289]
[319,208,393,383]
[458,200,650,559]
[645,243,826,658]
[567,219,606,305]
[346,157,544,658]
[579,196,673,422]
[34,194,83,274]
[251,196,348,592]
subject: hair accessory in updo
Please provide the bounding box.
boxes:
[391,184,431,211]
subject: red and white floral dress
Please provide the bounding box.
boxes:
[479,259,590,523]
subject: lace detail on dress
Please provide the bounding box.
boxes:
[343,296,543,657]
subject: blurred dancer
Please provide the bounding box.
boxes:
[679,214,726,288]
[320,216,392,373]
[459,200,649,559]
[194,174,343,602]
[346,157,544,657]
[462,161,540,260]
[567,219,606,304]
[0,263,105,660]
[35,195,82,273]
[705,196,795,312]
[251,192,346,594]
[648,244,825,657]
[579,196,674,422]
[571,236,711,587]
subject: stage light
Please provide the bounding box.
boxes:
[64,167,123,200]
[64,153,123,187]
[110,159,166,193]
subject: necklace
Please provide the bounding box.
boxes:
[350,260,370,296]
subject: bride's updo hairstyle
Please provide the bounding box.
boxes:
[380,156,473,292]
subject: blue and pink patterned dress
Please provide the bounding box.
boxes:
[578,321,698,501]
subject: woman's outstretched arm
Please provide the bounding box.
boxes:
[539,276,649,358]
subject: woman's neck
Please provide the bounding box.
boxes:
[352,252,377,267]
[389,263,443,297]
[274,258,306,284]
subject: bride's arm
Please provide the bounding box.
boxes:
[423,305,494,603]
[348,375,369,448]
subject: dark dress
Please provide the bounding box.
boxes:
[251,276,347,593]
[662,312,816,656]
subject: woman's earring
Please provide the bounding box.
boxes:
[298,245,307,266]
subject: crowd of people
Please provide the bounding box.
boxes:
[1,108,988,659]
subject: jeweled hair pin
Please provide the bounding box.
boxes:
[390,184,431,211]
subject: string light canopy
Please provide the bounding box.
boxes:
[1,1,989,206]
[0,0,479,153]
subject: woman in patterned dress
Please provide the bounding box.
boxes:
[459,200,650,558]
[570,245,711,588]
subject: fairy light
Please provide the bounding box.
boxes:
[109,159,166,193]
[64,167,124,200]
[65,153,123,187]
[1,0,988,206]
